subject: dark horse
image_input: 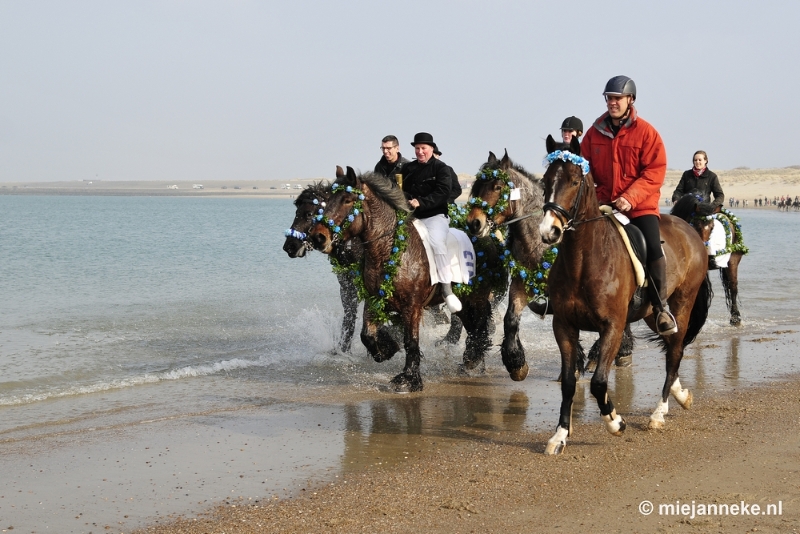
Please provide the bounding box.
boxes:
[538,135,712,454]
[282,181,363,352]
[671,194,745,326]
[465,151,634,381]
[309,167,500,392]
[283,181,469,352]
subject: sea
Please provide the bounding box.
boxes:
[1,194,799,531]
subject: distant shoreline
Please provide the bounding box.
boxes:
[2,167,799,203]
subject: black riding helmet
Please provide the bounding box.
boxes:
[603,75,637,102]
[560,116,583,132]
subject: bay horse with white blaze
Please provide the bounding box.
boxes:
[309,167,498,392]
[538,135,712,455]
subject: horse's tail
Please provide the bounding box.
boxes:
[683,273,713,347]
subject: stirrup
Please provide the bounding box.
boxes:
[445,294,462,313]
[656,310,678,335]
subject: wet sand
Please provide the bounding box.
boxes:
[3,323,799,533]
[135,373,800,534]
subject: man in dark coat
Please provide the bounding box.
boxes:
[671,150,725,207]
[401,132,460,312]
[374,135,409,184]
[433,147,462,204]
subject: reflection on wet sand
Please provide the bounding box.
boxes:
[726,336,741,381]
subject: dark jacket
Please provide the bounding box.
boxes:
[374,154,409,184]
[446,165,462,204]
[671,168,724,206]
[400,157,452,218]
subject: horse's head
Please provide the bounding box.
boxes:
[670,193,717,243]
[282,181,331,257]
[539,135,592,245]
[466,150,519,237]
[309,166,367,253]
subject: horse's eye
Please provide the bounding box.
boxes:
[572,181,579,186]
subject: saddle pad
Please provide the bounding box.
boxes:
[599,205,646,287]
[412,219,475,286]
[708,218,731,268]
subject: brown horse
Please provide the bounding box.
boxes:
[670,194,745,325]
[309,167,499,392]
[538,135,712,454]
[465,151,634,381]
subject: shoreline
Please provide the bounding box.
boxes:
[2,167,800,205]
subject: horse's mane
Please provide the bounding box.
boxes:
[670,193,715,221]
[347,172,411,213]
[294,181,331,207]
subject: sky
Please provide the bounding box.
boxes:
[2,0,799,183]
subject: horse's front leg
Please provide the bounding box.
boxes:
[545,316,580,455]
[590,323,627,437]
[360,305,400,363]
[501,277,530,381]
[389,306,424,393]
[336,271,358,353]
[458,296,491,372]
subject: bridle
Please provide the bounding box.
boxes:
[541,155,605,231]
[286,194,327,251]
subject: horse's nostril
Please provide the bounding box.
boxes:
[468,220,481,235]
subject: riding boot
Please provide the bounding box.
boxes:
[648,256,678,335]
[441,283,462,313]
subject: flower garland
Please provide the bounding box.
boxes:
[543,150,591,176]
[284,227,307,240]
[467,169,513,217]
[366,212,410,325]
[694,208,749,257]
[314,184,364,239]
[448,203,509,299]
[501,244,559,301]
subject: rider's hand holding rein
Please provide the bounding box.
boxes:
[409,198,420,209]
[613,196,632,212]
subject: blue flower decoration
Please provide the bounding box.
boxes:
[334,226,341,233]
[392,247,399,253]
[348,215,354,222]
[388,260,395,265]
[509,261,516,268]
[399,235,405,241]
[358,194,365,200]
[536,272,543,279]
[520,271,527,279]
[313,199,319,205]
[346,186,353,192]
[477,251,484,257]
[384,274,390,280]
[488,208,494,215]
[398,219,404,225]
[354,209,360,215]
[471,236,477,243]
[492,169,498,177]
[379,289,385,296]
[328,220,335,226]
[542,262,551,269]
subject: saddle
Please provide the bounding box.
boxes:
[599,205,647,287]
[412,219,475,286]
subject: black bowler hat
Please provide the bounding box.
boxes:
[434,148,442,156]
[411,132,438,152]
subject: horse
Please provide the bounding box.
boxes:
[464,151,635,381]
[282,181,365,353]
[309,167,501,392]
[537,135,712,454]
[670,194,746,326]
[283,181,467,352]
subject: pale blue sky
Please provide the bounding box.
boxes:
[2,0,798,182]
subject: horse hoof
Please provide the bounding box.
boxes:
[459,359,486,376]
[371,352,393,363]
[679,391,693,410]
[509,364,529,382]
[586,360,597,373]
[730,316,742,326]
[390,373,423,393]
[648,419,665,430]
[615,355,632,367]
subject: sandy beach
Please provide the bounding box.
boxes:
[133,372,800,534]
[2,166,800,205]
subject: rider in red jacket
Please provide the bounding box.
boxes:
[581,76,676,335]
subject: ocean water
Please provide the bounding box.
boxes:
[1,195,799,530]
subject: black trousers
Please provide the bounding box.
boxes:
[630,214,664,262]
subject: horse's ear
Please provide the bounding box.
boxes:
[545,134,557,154]
[569,136,581,156]
[500,149,511,170]
[488,151,498,164]
[335,165,344,179]
[345,166,360,188]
